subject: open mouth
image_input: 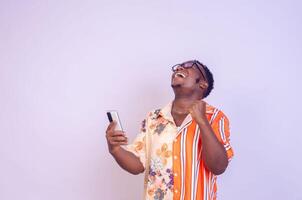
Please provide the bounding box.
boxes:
[174,72,186,78]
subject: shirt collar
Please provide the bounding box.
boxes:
[158,102,174,123]
[158,101,216,121]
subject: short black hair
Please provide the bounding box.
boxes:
[196,61,214,98]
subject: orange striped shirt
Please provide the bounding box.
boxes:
[126,102,233,200]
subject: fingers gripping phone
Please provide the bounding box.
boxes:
[106,111,123,131]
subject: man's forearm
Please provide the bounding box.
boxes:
[111,147,145,175]
[198,120,228,175]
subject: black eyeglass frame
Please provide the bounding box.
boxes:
[172,60,207,81]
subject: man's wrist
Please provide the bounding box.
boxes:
[110,146,122,156]
[196,116,209,126]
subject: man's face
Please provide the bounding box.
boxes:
[171,61,202,89]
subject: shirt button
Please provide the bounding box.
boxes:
[175,189,178,193]
[174,156,178,160]
[174,173,178,177]
[174,139,177,142]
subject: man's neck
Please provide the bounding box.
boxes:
[172,97,199,115]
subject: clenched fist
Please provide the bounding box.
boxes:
[106,121,128,154]
[188,100,208,125]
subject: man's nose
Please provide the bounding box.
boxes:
[176,66,185,71]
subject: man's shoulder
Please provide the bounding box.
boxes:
[145,102,172,120]
[206,103,229,123]
[146,108,162,120]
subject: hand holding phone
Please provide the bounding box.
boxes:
[105,111,128,154]
[106,111,123,131]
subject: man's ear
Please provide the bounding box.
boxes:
[199,81,208,90]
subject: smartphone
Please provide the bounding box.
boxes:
[106,110,123,131]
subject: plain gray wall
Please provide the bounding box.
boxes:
[1,0,301,199]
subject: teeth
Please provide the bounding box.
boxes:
[176,72,185,78]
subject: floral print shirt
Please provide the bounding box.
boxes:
[125,102,234,200]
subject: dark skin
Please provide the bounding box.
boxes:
[171,63,228,175]
[105,122,144,174]
[106,61,228,175]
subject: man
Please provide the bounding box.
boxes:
[106,60,234,200]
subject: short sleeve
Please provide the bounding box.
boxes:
[211,111,234,161]
[124,119,147,168]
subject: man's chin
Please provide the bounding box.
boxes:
[171,83,182,88]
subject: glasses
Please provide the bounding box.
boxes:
[172,60,207,81]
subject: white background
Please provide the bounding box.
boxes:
[1,0,301,199]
